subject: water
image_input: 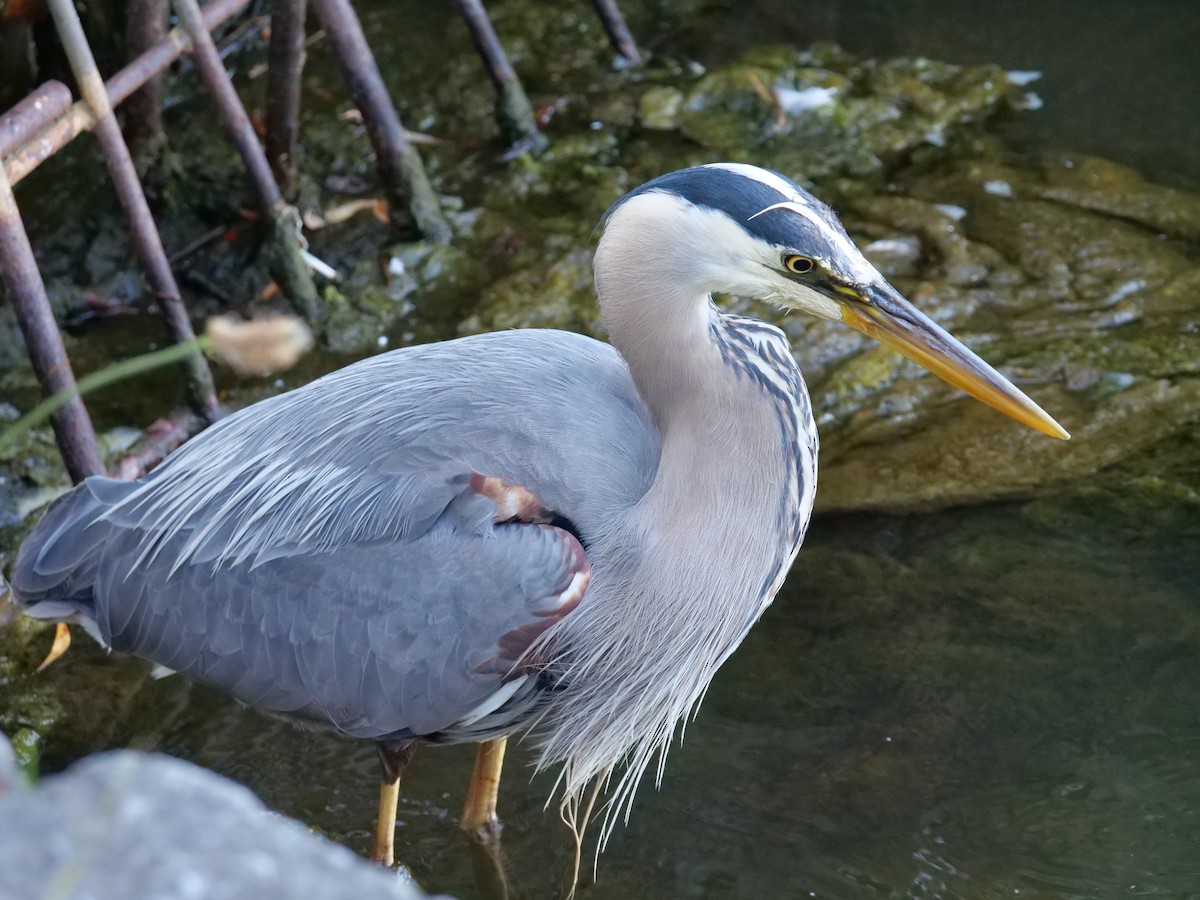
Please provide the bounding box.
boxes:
[35,484,1200,898]
[8,0,1200,897]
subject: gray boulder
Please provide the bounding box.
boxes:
[0,742,444,900]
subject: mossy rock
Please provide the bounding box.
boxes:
[460,251,600,337]
[808,154,1200,510]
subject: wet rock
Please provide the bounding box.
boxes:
[0,750,443,899]
[321,268,416,357]
[671,45,1021,183]
[1031,154,1200,241]
[639,86,685,130]
[811,158,1200,510]
[0,422,71,535]
[0,613,151,782]
[460,250,600,337]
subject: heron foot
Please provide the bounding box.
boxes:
[463,812,503,844]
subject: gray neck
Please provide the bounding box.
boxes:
[536,252,807,830]
[596,256,791,587]
[532,207,817,833]
[601,272,721,429]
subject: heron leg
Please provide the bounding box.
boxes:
[371,739,416,866]
[460,736,507,841]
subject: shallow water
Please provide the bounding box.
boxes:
[4,0,1200,897]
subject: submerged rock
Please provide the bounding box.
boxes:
[0,749,441,900]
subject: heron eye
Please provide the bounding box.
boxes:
[784,255,815,275]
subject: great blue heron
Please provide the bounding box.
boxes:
[9,163,1067,868]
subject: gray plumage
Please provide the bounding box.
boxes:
[18,331,659,742]
[11,162,1062,843]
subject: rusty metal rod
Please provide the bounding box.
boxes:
[47,0,220,424]
[265,0,307,199]
[170,0,324,327]
[452,0,545,153]
[589,0,640,64]
[2,0,250,187]
[170,0,283,212]
[309,0,451,242]
[0,164,104,483]
[124,0,169,160]
[0,82,73,158]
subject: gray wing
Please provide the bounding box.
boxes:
[92,520,589,739]
[108,329,658,571]
[13,329,658,738]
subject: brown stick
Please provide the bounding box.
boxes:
[2,0,250,187]
[265,0,306,199]
[309,0,451,242]
[0,82,73,158]
[589,0,641,64]
[108,410,206,480]
[170,0,324,328]
[452,0,545,153]
[170,0,282,212]
[0,164,104,483]
[123,0,169,162]
[47,0,220,424]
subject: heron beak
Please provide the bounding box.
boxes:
[835,282,1070,440]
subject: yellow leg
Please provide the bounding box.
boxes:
[371,776,401,866]
[370,740,414,866]
[460,736,507,840]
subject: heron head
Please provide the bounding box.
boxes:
[608,163,1068,440]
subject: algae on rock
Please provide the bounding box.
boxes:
[457,43,1200,511]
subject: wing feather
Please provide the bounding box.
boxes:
[11,329,654,741]
[93,523,591,739]
[101,330,657,573]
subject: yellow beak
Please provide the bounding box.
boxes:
[837,283,1069,440]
